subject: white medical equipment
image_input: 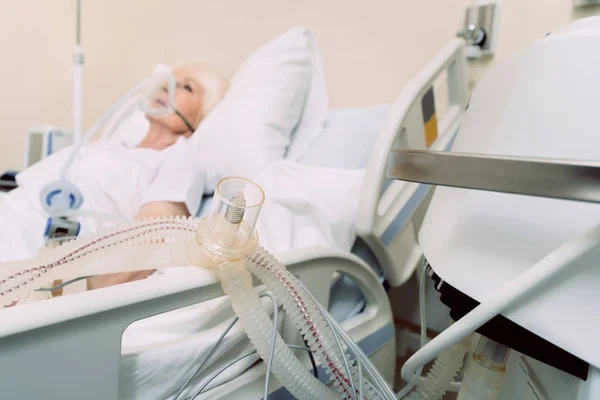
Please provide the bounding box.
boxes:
[391,17,600,400]
[0,38,469,399]
[24,126,73,168]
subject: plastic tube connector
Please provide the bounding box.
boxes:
[404,341,469,400]
[456,336,510,400]
[195,177,265,266]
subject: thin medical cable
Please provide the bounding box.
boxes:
[316,298,357,399]
[327,310,390,399]
[173,316,240,400]
[400,222,600,383]
[288,344,313,352]
[284,278,357,399]
[331,312,358,400]
[262,292,279,400]
[190,349,259,399]
[312,293,394,399]
[34,275,94,292]
[175,293,276,400]
[297,278,390,399]
[294,279,396,400]
[396,263,428,398]
[264,274,356,398]
[188,345,316,400]
[303,337,319,379]
[259,266,357,398]
[358,357,364,400]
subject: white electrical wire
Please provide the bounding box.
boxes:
[331,312,358,400]
[395,263,428,399]
[186,345,314,400]
[262,292,279,400]
[322,304,391,400]
[173,316,240,400]
[358,358,364,400]
[401,222,600,383]
[179,292,279,400]
[318,305,391,398]
[294,279,397,400]
[190,349,261,399]
[287,276,357,399]
[175,293,276,400]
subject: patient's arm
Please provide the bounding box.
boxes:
[86,201,190,290]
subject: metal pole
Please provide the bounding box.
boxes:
[387,149,600,204]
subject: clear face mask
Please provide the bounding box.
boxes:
[138,71,196,133]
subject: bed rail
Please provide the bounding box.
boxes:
[356,38,468,287]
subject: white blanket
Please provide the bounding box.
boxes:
[119,161,365,399]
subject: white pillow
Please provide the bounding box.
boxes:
[189,26,320,193]
[284,31,329,161]
[104,27,328,193]
[299,104,390,169]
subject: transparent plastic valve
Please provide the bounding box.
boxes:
[195,177,265,265]
[457,335,510,400]
[472,336,510,372]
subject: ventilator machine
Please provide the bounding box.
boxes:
[391,17,600,400]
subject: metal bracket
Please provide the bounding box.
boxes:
[457,1,499,59]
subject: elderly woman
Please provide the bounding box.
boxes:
[1,63,229,296]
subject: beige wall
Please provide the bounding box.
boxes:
[466,0,600,90]
[1,0,600,172]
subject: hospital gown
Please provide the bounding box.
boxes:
[0,137,204,263]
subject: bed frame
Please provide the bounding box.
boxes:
[356,38,468,288]
[0,38,468,400]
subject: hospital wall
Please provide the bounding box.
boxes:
[465,1,600,92]
[2,1,599,173]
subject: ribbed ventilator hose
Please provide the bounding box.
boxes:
[0,216,199,306]
[247,246,381,400]
[0,215,383,399]
[217,261,340,400]
[404,343,468,400]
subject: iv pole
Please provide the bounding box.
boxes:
[73,0,83,144]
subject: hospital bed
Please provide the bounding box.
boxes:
[0,38,468,399]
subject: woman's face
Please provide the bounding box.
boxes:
[147,66,205,136]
